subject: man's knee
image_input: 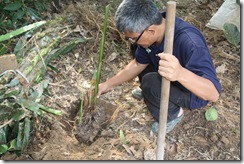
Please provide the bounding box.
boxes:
[141,72,160,87]
[141,72,161,96]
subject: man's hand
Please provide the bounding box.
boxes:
[97,82,111,98]
[157,52,183,81]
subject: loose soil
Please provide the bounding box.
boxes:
[1,0,240,160]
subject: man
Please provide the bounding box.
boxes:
[97,0,222,133]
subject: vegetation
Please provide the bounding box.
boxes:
[79,4,110,125]
[0,0,50,34]
[0,0,88,156]
[0,0,51,58]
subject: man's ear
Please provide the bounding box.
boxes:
[147,25,156,35]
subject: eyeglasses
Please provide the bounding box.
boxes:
[125,25,151,46]
[126,29,145,46]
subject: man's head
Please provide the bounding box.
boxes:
[115,0,163,47]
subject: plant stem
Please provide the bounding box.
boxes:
[94,4,110,104]
[79,91,85,125]
[39,104,62,116]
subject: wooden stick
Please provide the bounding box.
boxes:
[156,1,176,160]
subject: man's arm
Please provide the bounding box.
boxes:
[158,52,220,102]
[97,59,148,96]
[177,68,220,102]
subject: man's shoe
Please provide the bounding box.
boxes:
[132,87,143,100]
[151,114,184,133]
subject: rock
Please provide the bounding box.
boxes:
[220,136,230,145]
[0,54,18,74]
[143,148,156,160]
[210,134,218,142]
[194,136,209,146]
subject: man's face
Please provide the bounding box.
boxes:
[124,26,155,49]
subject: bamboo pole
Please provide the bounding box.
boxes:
[156,1,176,160]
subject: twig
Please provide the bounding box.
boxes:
[195,127,210,131]
[35,40,47,71]
[16,69,29,85]
[0,70,16,77]
[0,119,13,128]
[218,51,240,61]
[115,110,136,131]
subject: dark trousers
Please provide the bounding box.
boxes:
[130,44,191,122]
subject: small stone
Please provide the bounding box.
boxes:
[0,54,18,74]
[210,145,218,153]
[220,136,230,145]
[210,134,218,142]
[144,148,156,160]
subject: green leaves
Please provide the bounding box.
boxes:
[236,0,240,5]
[205,107,218,121]
[34,1,49,12]
[4,2,22,11]
[119,129,129,144]
[0,44,7,56]
[44,38,88,65]
[8,139,17,151]
[0,0,50,33]
[223,23,240,47]
[0,128,7,145]
[0,21,46,42]
[0,6,88,157]
[0,118,32,155]
[22,118,31,151]
[0,70,62,157]
[27,7,41,20]
[16,98,44,115]
[0,104,25,123]
[119,129,126,144]
[0,145,8,154]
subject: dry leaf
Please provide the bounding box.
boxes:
[216,64,227,74]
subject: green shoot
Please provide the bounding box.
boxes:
[94,4,110,104]
[39,104,62,116]
[79,91,85,125]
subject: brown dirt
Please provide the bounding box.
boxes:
[1,0,240,160]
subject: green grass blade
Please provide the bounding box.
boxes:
[8,139,17,151]
[0,21,46,42]
[0,44,7,56]
[0,144,8,154]
[44,38,87,65]
[16,98,43,115]
[89,71,97,108]
[0,128,7,145]
[22,117,31,152]
[16,122,24,150]
[119,129,126,144]
[79,91,85,125]
[39,104,62,116]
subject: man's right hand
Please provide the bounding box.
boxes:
[97,82,111,98]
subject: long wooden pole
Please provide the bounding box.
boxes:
[156,1,176,160]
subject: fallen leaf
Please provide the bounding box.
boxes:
[216,64,227,74]
[194,136,209,146]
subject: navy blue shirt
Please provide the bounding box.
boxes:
[134,12,222,109]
